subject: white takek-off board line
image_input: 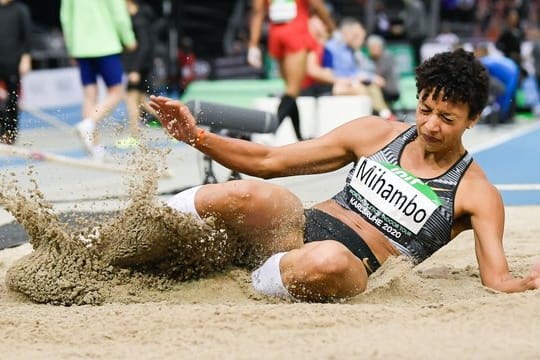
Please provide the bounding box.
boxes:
[495,184,540,191]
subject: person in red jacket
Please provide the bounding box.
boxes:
[248,0,335,141]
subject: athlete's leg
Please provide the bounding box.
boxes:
[277,50,308,140]
[86,54,124,124]
[125,88,142,137]
[279,50,308,97]
[366,84,392,119]
[281,240,368,301]
[0,73,20,144]
[82,84,99,120]
[171,179,306,256]
[86,84,124,124]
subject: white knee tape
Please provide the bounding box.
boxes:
[251,252,294,300]
[166,185,203,221]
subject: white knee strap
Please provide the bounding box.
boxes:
[166,185,203,221]
[251,252,294,300]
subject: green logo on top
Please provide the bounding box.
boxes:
[382,163,442,206]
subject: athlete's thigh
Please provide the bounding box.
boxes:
[280,50,308,95]
[196,179,305,253]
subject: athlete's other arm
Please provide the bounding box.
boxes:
[463,170,540,292]
[148,95,391,179]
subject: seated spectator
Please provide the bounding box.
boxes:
[366,34,401,105]
[301,15,366,98]
[300,15,334,97]
[496,8,526,78]
[434,21,460,50]
[474,43,520,124]
[305,17,394,120]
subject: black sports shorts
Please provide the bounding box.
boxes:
[303,208,381,275]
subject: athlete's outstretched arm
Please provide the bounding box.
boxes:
[148,96,387,178]
[466,176,540,292]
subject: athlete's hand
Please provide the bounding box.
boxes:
[148,95,198,144]
[247,46,263,68]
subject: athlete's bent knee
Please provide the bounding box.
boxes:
[306,241,354,280]
[221,180,274,211]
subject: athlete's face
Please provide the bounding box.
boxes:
[415,90,478,152]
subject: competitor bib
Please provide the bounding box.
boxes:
[348,157,442,235]
[269,0,297,23]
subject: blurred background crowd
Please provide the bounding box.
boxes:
[3,0,540,154]
[13,1,540,91]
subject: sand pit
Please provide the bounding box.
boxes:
[0,202,539,358]
[0,144,539,358]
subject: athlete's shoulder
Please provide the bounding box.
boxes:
[349,115,409,138]
[458,160,502,213]
[347,114,408,130]
[337,115,410,155]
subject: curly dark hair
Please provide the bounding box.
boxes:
[415,48,489,119]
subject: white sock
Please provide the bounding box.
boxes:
[81,118,95,131]
[251,252,293,300]
[166,185,203,221]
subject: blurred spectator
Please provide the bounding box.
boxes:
[400,0,428,67]
[248,0,335,141]
[366,34,401,106]
[474,43,519,124]
[301,15,361,97]
[372,0,391,37]
[372,0,405,41]
[178,37,196,94]
[300,15,334,97]
[496,7,526,77]
[118,0,156,148]
[530,33,540,114]
[324,18,394,120]
[441,0,476,23]
[434,21,461,50]
[60,0,136,161]
[0,0,32,145]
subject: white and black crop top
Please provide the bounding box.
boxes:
[332,126,472,264]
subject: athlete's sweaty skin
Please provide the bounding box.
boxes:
[149,49,540,301]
